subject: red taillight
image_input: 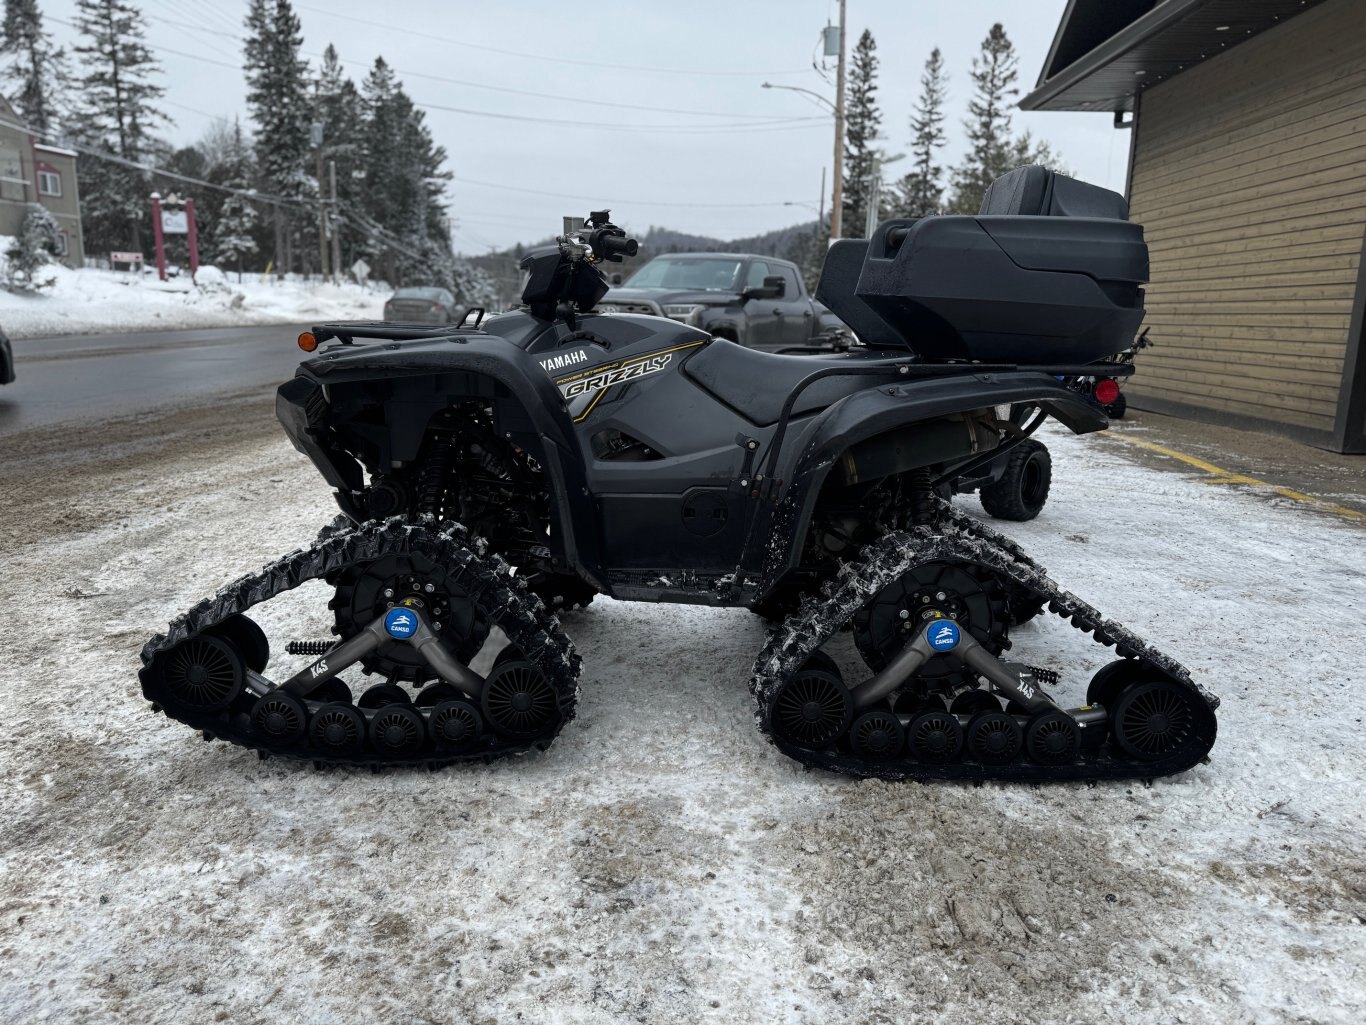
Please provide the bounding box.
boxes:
[433,304,445,312]
[1095,378,1120,405]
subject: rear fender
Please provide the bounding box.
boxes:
[758,372,1105,587]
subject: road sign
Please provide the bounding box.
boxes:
[351,258,370,283]
[161,209,188,235]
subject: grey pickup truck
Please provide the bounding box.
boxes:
[599,252,851,351]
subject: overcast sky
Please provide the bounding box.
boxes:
[44,0,1130,253]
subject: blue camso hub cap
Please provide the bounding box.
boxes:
[926,620,960,651]
[384,607,419,639]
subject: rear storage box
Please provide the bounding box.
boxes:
[844,167,1149,364]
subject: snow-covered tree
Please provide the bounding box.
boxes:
[71,0,165,253]
[4,202,60,290]
[841,29,883,238]
[895,47,948,218]
[949,24,1020,214]
[1,0,68,138]
[243,0,311,272]
[450,258,498,310]
[213,120,259,281]
[312,44,364,269]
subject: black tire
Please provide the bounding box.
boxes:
[979,440,1052,522]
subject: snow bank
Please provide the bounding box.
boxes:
[1,420,1363,1024]
[0,262,384,338]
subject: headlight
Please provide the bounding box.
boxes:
[662,304,706,326]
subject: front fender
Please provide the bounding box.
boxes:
[758,371,1106,587]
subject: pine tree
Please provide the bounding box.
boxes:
[895,47,948,218]
[841,29,882,239]
[71,0,164,253]
[1,0,68,138]
[948,23,1021,214]
[311,45,363,266]
[4,202,60,290]
[213,120,259,281]
[244,0,311,273]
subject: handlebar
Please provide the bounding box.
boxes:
[596,233,638,259]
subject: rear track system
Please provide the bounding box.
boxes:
[751,522,1218,781]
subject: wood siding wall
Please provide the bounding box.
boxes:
[1127,0,1366,441]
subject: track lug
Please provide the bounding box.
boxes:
[150,702,162,714]
[201,731,214,742]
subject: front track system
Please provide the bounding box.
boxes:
[139,519,580,768]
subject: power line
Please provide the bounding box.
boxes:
[144,11,809,123]
[448,175,802,209]
[293,3,810,78]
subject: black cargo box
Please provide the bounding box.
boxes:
[823,166,1150,364]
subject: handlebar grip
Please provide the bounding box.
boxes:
[599,235,638,258]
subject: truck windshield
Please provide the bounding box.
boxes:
[625,257,742,292]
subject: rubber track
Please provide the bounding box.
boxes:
[750,525,1219,782]
[138,518,581,769]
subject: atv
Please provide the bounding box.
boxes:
[139,166,1217,781]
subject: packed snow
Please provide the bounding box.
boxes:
[1,412,1363,1024]
[0,261,383,338]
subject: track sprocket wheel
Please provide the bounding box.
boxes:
[329,550,490,684]
[852,558,1011,690]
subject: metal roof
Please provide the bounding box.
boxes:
[1021,0,1333,112]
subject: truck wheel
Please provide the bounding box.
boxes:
[979,439,1051,522]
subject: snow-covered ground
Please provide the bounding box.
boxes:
[0,263,383,337]
[1,417,1363,1024]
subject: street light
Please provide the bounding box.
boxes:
[760,81,835,114]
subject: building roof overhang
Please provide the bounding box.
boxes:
[1021,0,1332,113]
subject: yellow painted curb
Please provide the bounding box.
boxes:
[1099,432,1366,524]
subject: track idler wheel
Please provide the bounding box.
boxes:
[771,666,852,750]
[251,691,306,744]
[481,660,559,739]
[358,684,412,709]
[950,689,1001,717]
[1024,710,1080,765]
[849,709,904,759]
[369,704,426,756]
[309,703,366,755]
[153,634,245,711]
[1110,679,1203,763]
[967,711,1022,765]
[907,709,963,763]
[209,614,270,673]
[429,700,483,751]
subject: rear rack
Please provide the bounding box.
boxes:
[312,308,488,345]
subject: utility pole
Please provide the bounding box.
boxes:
[312,122,328,280]
[329,160,341,286]
[830,0,847,241]
[818,165,826,236]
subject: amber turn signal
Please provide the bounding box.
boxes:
[298,331,318,352]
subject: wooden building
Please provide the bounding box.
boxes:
[1022,0,1366,453]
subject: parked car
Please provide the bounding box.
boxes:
[0,327,14,386]
[382,287,460,325]
[599,253,849,352]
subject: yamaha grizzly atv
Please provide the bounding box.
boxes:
[139,166,1217,781]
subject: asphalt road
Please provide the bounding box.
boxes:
[0,323,310,435]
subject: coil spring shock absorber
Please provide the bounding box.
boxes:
[414,442,453,517]
[904,468,937,528]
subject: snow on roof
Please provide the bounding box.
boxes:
[34,144,78,157]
